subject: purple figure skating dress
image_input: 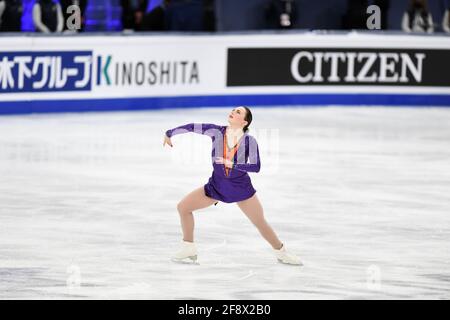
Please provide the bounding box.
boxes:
[166,123,261,203]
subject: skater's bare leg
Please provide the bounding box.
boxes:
[177,186,217,242]
[237,194,283,250]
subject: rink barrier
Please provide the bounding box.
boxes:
[1,32,450,114]
[1,93,450,115]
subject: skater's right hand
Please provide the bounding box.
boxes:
[163,135,173,147]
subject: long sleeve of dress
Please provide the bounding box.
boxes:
[165,123,222,139]
[233,137,261,173]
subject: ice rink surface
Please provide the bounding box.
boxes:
[0,106,449,299]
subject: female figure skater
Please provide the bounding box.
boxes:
[163,106,302,265]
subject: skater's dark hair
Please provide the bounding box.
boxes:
[243,106,252,133]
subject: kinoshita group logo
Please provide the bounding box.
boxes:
[0,51,201,94]
[96,54,200,87]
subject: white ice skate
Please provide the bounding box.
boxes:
[274,244,303,266]
[171,240,199,264]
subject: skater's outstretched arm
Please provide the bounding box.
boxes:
[165,123,222,139]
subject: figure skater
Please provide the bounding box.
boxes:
[163,106,302,265]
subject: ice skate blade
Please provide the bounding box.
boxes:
[171,255,199,265]
[277,258,303,266]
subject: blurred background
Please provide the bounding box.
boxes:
[0,0,449,33]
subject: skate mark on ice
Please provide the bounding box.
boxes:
[201,239,227,252]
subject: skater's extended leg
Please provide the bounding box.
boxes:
[237,194,283,249]
[177,186,217,242]
[237,194,302,265]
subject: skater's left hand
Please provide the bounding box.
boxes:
[163,135,173,147]
[215,157,233,168]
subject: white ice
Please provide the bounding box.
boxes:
[0,106,449,299]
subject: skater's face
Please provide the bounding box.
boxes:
[228,107,248,128]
